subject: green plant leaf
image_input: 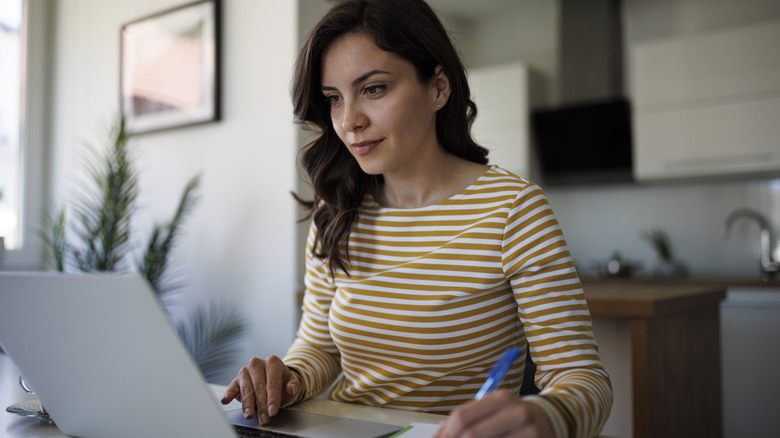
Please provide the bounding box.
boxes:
[39,117,247,382]
[38,207,68,271]
[176,301,250,384]
[70,118,139,272]
[138,175,201,297]
[640,228,673,261]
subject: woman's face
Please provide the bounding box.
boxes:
[321,32,446,177]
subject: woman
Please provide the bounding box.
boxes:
[222,1,613,437]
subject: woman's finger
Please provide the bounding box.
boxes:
[263,355,286,417]
[436,391,531,438]
[220,379,240,404]
[245,358,270,424]
[224,356,304,425]
[436,394,498,437]
[463,400,533,438]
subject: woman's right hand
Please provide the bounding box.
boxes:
[220,355,303,425]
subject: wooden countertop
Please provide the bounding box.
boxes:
[581,278,728,318]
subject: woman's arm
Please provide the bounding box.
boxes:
[503,183,613,438]
[282,223,342,400]
[441,182,611,438]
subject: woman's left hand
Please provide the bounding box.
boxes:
[434,390,555,438]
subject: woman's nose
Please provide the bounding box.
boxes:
[341,102,367,132]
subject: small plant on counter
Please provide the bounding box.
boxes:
[40,118,248,383]
[641,228,673,262]
[640,227,688,278]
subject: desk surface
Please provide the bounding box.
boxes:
[1,353,446,437]
[1,353,57,437]
[1,353,622,438]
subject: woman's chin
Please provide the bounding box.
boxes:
[355,161,385,176]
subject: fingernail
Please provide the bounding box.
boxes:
[260,413,270,425]
[244,408,252,419]
[268,404,278,416]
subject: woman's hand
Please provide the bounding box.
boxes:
[220,355,302,425]
[435,390,555,438]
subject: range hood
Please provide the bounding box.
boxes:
[532,0,633,185]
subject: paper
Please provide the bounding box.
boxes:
[389,422,441,437]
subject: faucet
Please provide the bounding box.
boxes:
[723,208,779,282]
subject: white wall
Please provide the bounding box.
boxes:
[44,0,300,372]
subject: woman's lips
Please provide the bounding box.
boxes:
[352,140,381,156]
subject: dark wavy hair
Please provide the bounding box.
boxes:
[293,0,488,276]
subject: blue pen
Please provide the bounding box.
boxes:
[475,347,521,400]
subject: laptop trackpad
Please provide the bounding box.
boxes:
[229,408,335,431]
[295,417,402,438]
[226,408,401,438]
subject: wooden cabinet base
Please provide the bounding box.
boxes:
[583,279,725,438]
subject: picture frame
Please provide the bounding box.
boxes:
[120,0,221,135]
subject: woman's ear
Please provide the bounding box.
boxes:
[432,65,451,109]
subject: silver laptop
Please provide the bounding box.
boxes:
[0,272,402,438]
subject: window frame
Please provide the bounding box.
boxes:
[2,0,48,270]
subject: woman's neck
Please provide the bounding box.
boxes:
[376,154,489,209]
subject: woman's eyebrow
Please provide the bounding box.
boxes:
[322,69,390,91]
[351,69,390,86]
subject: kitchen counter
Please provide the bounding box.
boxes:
[581,278,728,318]
[583,275,780,288]
[580,278,726,438]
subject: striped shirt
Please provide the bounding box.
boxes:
[284,166,612,438]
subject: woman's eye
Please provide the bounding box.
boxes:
[325,95,342,105]
[364,85,385,96]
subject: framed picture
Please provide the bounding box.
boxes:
[120,0,221,135]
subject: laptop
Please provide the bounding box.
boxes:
[0,272,402,438]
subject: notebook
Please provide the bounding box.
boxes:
[0,272,402,438]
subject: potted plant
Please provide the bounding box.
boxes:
[41,118,248,383]
[640,228,688,278]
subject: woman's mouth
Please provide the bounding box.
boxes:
[352,140,381,156]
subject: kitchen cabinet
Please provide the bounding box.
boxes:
[469,62,533,180]
[631,19,780,181]
[583,279,726,438]
[720,286,780,438]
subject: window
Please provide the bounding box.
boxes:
[0,0,24,251]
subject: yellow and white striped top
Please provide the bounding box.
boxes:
[284,166,612,438]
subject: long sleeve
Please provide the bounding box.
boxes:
[283,224,342,400]
[502,182,613,438]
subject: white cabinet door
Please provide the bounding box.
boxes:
[632,20,780,181]
[469,62,533,180]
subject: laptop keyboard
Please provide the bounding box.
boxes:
[233,425,304,438]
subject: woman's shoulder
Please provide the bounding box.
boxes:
[473,165,540,192]
[448,165,550,211]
